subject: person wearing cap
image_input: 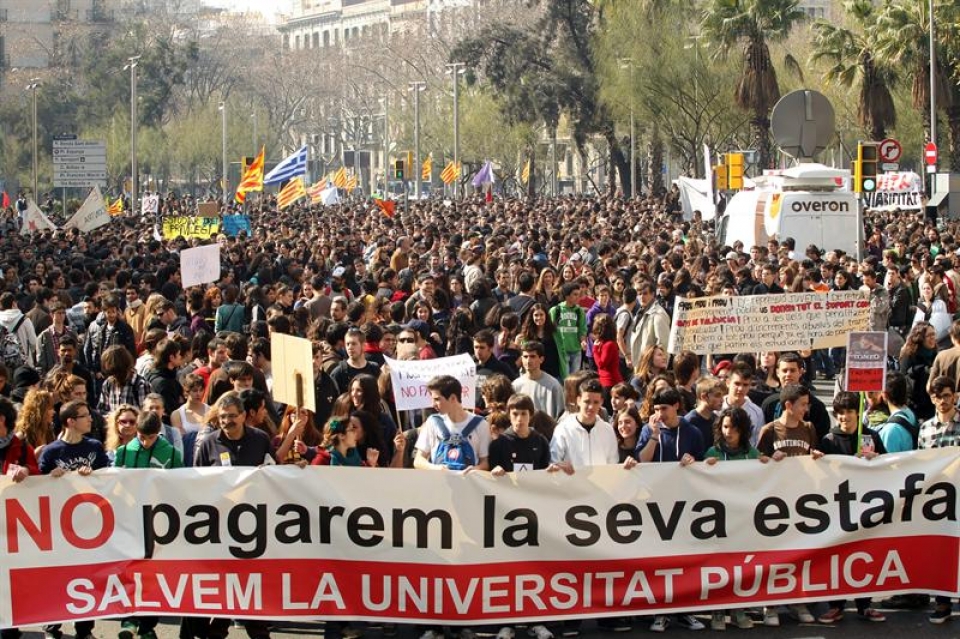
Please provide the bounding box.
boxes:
[329,265,355,303]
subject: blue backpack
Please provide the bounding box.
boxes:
[430,414,483,470]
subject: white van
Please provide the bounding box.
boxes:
[716,164,864,258]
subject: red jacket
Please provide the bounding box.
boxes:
[594,340,624,387]
[2,436,40,477]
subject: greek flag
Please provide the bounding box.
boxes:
[263,146,308,185]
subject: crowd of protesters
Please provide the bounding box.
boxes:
[1,188,959,639]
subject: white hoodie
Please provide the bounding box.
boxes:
[0,308,38,368]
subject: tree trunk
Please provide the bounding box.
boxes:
[647,126,664,196]
[526,148,537,199]
[947,104,960,173]
[605,129,628,198]
[753,114,774,170]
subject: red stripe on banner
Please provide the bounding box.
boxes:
[9,536,957,625]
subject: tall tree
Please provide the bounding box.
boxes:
[451,0,629,196]
[701,0,806,170]
[810,0,897,141]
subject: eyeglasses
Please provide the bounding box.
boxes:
[398,337,416,344]
[117,418,136,425]
[75,413,91,419]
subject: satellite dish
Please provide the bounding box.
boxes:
[770,90,835,161]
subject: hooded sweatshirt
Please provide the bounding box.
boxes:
[113,436,183,469]
[0,308,38,368]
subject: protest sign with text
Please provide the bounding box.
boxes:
[845,331,888,392]
[162,216,219,240]
[668,291,870,354]
[385,354,477,411]
[1,450,957,626]
[180,244,221,288]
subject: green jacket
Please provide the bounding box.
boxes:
[549,302,587,355]
[114,436,183,469]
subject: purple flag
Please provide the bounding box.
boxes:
[471,161,495,187]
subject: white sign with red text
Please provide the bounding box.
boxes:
[386,354,477,411]
[1,450,958,627]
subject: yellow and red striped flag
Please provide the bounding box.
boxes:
[333,167,348,189]
[421,155,432,181]
[307,178,327,204]
[373,198,396,218]
[107,196,124,216]
[235,146,265,204]
[345,172,358,191]
[277,177,306,209]
[440,161,461,185]
[521,159,531,185]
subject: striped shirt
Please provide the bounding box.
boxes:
[99,373,153,414]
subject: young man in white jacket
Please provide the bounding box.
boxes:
[548,378,629,636]
[550,378,619,469]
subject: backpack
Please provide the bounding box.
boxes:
[430,414,483,470]
[0,316,27,370]
[887,412,920,450]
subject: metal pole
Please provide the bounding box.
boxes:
[410,82,425,200]
[220,101,228,206]
[629,110,636,199]
[447,63,463,199]
[28,80,40,200]
[929,0,937,146]
[126,57,140,217]
[551,128,558,196]
[252,111,258,154]
[382,95,389,195]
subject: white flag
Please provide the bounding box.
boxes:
[63,186,110,233]
[19,200,57,236]
[320,186,341,206]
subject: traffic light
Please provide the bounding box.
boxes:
[394,160,404,180]
[857,142,878,193]
[714,163,728,191]
[851,160,862,193]
[726,153,744,190]
[406,151,414,180]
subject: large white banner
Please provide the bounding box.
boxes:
[668,291,871,354]
[2,450,958,626]
[386,354,477,411]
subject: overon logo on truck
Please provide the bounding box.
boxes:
[790,200,850,213]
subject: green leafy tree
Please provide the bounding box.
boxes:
[811,0,897,141]
[701,0,807,169]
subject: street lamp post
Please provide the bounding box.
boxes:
[928,0,936,147]
[123,56,141,216]
[26,79,41,200]
[618,58,636,198]
[381,95,389,195]
[446,62,465,198]
[251,111,258,154]
[219,100,228,206]
[409,81,426,199]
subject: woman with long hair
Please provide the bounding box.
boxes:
[347,374,400,467]
[171,373,209,434]
[445,306,476,357]
[14,389,56,454]
[274,406,321,465]
[592,314,623,407]
[632,345,668,397]
[104,404,139,457]
[899,321,937,421]
[518,303,565,380]
[535,268,560,308]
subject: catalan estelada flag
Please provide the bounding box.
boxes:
[373,198,395,218]
[277,177,306,210]
[235,146,265,204]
